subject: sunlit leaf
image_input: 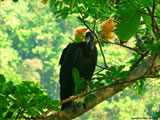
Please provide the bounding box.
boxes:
[142,15,152,31]
[116,6,141,41]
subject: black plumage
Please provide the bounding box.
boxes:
[59,32,97,110]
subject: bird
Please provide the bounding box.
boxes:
[59,31,97,110]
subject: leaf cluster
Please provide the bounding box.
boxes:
[0,74,60,119]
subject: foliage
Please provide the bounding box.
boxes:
[116,3,141,41]
[49,0,160,119]
[0,74,60,119]
[0,0,160,119]
[0,0,78,99]
[72,68,87,95]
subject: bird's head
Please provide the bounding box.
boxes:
[85,32,96,50]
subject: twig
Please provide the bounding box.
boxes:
[94,64,109,75]
[94,68,105,75]
[147,2,156,34]
[79,11,109,68]
[144,78,160,91]
[15,107,23,120]
[152,0,156,33]
[143,53,157,76]
[129,0,160,39]
[147,7,160,39]
[135,34,147,52]
[96,64,107,69]
[130,51,149,71]
[102,40,143,55]
[145,74,160,78]
[128,0,160,19]
[93,19,97,31]
[91,76,118,80]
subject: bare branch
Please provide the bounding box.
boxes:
[135,34,147,52]
[130,51,149,71]
[102,40,143,55]
[147,7,160,39]
[145,74,160,78]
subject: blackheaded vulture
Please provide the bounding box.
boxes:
[59,32,97,110]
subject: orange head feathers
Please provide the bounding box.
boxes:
[74,27,88,42]
[74,19,116,42]
[99,19,116,40]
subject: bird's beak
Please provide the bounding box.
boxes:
[86,37,90,45]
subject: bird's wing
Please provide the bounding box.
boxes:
[90,48,98,79]
[59,43,73,65]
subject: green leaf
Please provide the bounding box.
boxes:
[71,0,76,9]
[94,82,104,88]
[136,79,144,95]
[49,0,56,7]
[137,86,143,95]
[52,100,60,105]
[0,74,6,86]
[86,94,96,103]
[116,7,141,41]
[4,111,14,119]
[119,71,130,79]
[117,65,125,72]
[109,66,117,73]
[72,68,86,94]
[5,81,15,95]
[0,94,8,108]
[138,0,153,7]
[89,81,95,89]
[61,13,69,19]
[155,111,160,118]
[142,15,152,31]
[50,105,60,112]
[75,36,83,43]
[106,71,113,77]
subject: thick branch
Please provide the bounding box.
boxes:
[43,53,160,120]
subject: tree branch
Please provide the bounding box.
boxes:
[43,53,160,120]
[147,7,160,39]
[128,0,160,19]
[129,51,149,71]
[135,34,147,52]
[102,40,143,55]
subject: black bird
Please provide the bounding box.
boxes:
[59,32,97,110]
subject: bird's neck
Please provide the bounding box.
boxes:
[84,43,95,56]
[85,42,95,51]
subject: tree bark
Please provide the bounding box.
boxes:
[43,53,160,120]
